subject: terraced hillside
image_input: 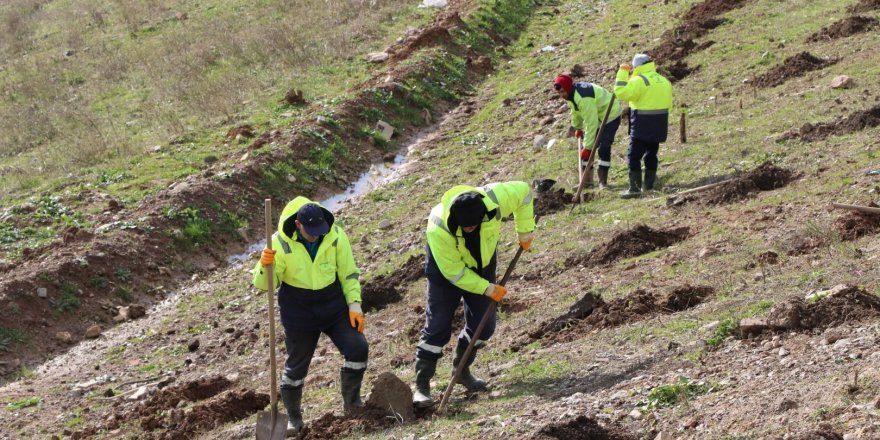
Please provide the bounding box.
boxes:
[1,0,879,439]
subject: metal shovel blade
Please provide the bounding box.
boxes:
[255,409,287,440]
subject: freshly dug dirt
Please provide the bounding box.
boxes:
[807,16,878,42]
[833,203,880,241]
[366,372,414,422]
[151,389,268,440]
[361,254,424,311]
[785,105,880,142]
[766,287,880,332]
[532,415,638,440]
[566,225,690,267]
[850,0,880,12]
[534,188,575,216]
[754,52,836,88]
[663,284,714,311]
[790,423,844,439]
[525,293,604,343]
[140,375,233,420]
[650,0,746,62]
[660,60,699,82]
[676,163,794,206]
[301,404,399,440]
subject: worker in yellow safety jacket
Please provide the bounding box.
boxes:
[412,181,536,408]
[253,197,367,435]
[613,53,673,198]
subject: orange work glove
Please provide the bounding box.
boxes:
[348,303,365,333]
[619,63,632,72]
[260,248,276,267]
[485,284,508,302]
[518,232,534,251]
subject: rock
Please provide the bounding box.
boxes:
[188,338,201,352]
[776,397,798,412]
[739,318,769,336]
[84,325,102,339]
[128,386,148,401]
[378,219,392,230]
[541,116,554,125]
[628,408,642,419]
[655,432,673,440]
[366,52,390,63]
[55,332,73,343]
[128,304,146,319]
[701,320,720,332]
[698,247,718,259]
[830,75,854,89]
[778,347,789,357]
[37,287,48,298]
[366,372,414,422]
[533,135,549,149]
[375,120,394,141]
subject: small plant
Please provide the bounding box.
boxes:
[706,318,738,347]
[115,268,132,282]
[115,287,132,302]
[50,283,80,313]
[639,376,720,409]
[88,276,108,289]
[6,397,40,411]
[0,327,26,351]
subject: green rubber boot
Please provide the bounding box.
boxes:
[279,385,303,436]
[644,169,657,191]
[620,171,643,199]
[453,340,487,392]
[340,369,364,414]
[413,358,436,408]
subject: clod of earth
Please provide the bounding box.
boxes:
[365,372,415,422]
[534,188,575,216]
[671,162,794,206]
[300,405,399,440]
[807,15,878,42]
[790,423,845,440]
[361,254,424,311]
[566,224,690,267]
[782,105,880,142]
[649,0,746,62]
[745,287,880,336]
[849,0,880,13]
[149,388,269,440]
[532,415,638,440]
[832,203,880,241]
[754,52,837,88]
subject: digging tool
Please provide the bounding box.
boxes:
[831,202,880,215]
[437,216,539,415]
[569,94,617,214]
[256,199,287,440]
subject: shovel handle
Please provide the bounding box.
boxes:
[571,93,617,213]
[437,215,539,415]
[265,199,279,413]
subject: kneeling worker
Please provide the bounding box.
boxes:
[253,197,368,435]
[413,181,536,407]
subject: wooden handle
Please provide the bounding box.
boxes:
[832,203,880,215]
[570,94,617,213]
[264,199,279,412]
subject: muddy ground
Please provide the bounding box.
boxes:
[807,15,878,42]
[849,0,880,13]
[668,162,794,206]
[782,105,880,142]
[754,52,837,88]
[832,204,880,241]
[532,415,638,440]
[565,224,690,268]
[534,187,575,217]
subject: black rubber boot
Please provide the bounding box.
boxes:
[413,358,436,408]
[340,369,364,414]
[452,340,487,392]
[620,171,643,199]
[279,385,303,436]
[644,169,657,191]
[597,167,609,189]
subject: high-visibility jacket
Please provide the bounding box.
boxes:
[426,181,535,295]
[252,196,361,305]
[614,61,673,142]
[567,82,622,144]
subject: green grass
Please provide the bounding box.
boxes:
[50,282,81,313]
[6,397,40,411]
[0,327,26,352]
[639,376,720,409]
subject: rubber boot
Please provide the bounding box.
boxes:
[279,385,303,436]
[644,169,657,191]
[620,171,643,199]
[597,168,609,189]
[452,340,487,392]
[413,358,436,408]
[340,369,364,415]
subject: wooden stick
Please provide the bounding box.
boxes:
[669,179,730,197]
[679,111,687,143]
[569,94,617,214]
[831,203,880,215]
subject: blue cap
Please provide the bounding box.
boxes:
[296,203,330,237]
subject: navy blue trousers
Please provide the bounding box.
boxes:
[417,249,497,361]
[595,116,621,171]
[627,136,659,172]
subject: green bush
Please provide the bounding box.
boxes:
[0,327,26,352]
[50,283,80,313]
[639,376,720,409]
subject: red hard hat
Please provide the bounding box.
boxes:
[553,74,573,93]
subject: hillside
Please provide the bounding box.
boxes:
[2,0,880,439]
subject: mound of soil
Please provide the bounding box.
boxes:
[660,60,700,82]
[140,375,233,419]
[785,105,880,142]
[151,389,268,440]
[532,415,638,440]
[833,204,880,241]
[524,293,604,343]
[763,287,880,333]
[850,0,880,13]
[675,163,794,206]
[361,254,424,311]
[534,188,574,216]
[567,224,690,267]
[649,0,746,63]
[807,16,878,42]
[663,284,714,311]
[754,52,836,88]
[791,423,844,440]
[365,372,414,422]
[301,405,399,440]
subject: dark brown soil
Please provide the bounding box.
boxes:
[849,0,880,13]
[566,225,690,267]
[832,203,880,241]
[365,372,414,422]
[783,105,880,142]
[650,0,746,63]
[534,188,575,216]
[361,254,424,311]
[532,415,638,440]
[300,404,399,440]
[150,389,269,440]
[674,163,794,206]
[140,375,233,420]
[757,250,779,265]
[790,423,844,439]
[766,287,880,332]
[283,89,307,106]
[523,293,604,344]
[225,124,255,139]
[754,52,837,88]
[663,284,714,311]
[807,16,878,42]
[660,60,699,82]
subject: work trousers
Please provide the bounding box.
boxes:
[627,136,660,172]
[594,116,621,171]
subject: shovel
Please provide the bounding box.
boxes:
[437,215,539,415]
[256,198,288,440]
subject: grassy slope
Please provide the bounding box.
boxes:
[1,0,879,438]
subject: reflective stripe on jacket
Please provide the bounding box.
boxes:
[426,181,535,295]
[614,62,673,142]
[252,196,361,305]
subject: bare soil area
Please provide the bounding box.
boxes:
[807,15,878,42]
[754,52,837,88]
